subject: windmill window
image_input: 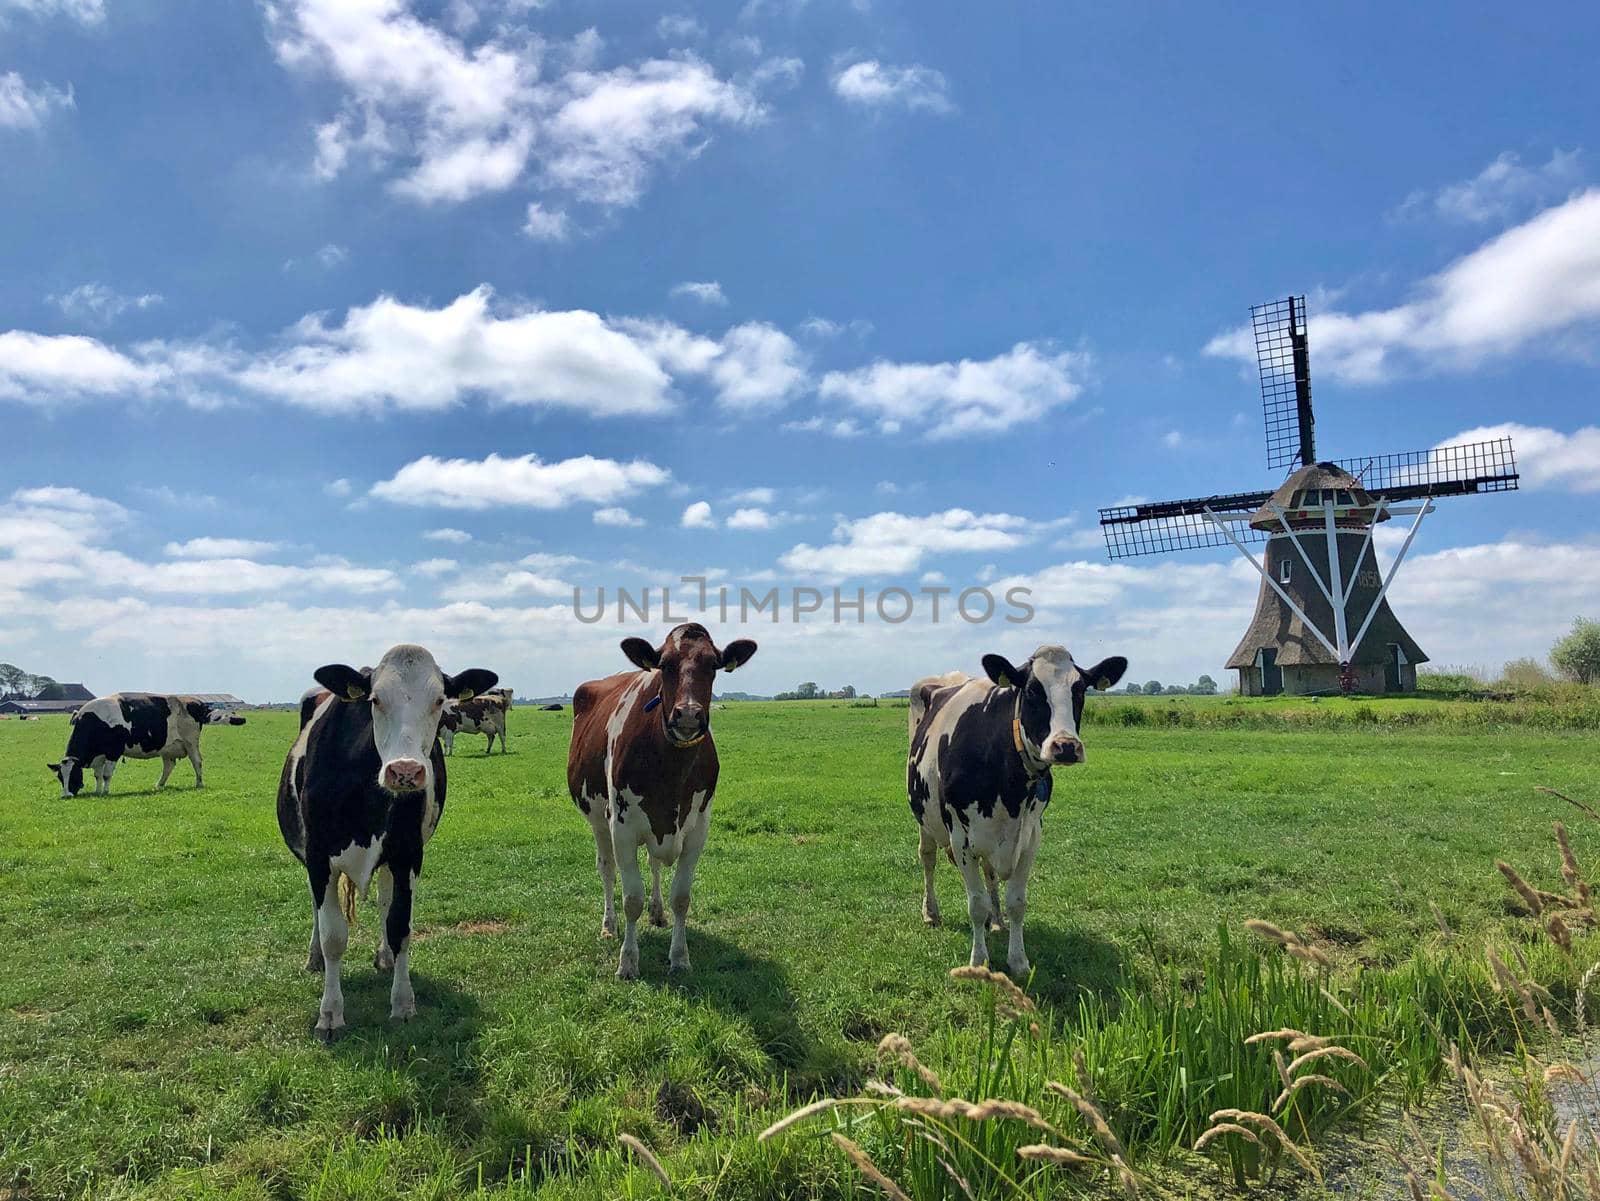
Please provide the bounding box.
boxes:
[1279,558,1293,583]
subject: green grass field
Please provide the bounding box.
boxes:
[1,700,1595,1199]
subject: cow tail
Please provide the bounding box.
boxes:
[338,873,358,925]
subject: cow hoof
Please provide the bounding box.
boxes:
[391,1001,416,1021]
[616,960,639,981]
[649,907,667,928]
[374,948,394,971]
[668,957,691,975]
[314,1023,344,1045]
[922,908,942,927]
[305,953,325,972]
[1007,959,1031,979]
[600,922,616,939]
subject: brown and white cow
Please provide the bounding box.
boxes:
[908,645,1126,977]
[568,624,756,979]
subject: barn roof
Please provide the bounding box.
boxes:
[0,698,82,713]
[185,693,244,705]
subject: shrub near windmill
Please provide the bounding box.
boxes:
[1099,295,1521,696]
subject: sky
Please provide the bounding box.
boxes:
[4,0,1600,701]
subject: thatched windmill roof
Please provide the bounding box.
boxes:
[1247,462,1392,532]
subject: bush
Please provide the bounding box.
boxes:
[1496,657,1556,692]
[1551,618,1600,686]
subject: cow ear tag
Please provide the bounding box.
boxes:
[458,689,475,700]
[345,684,364,700]
[1096,677,1111,691]
[997,673,1012,688]
[643,695,662,712]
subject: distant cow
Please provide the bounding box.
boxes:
[908,645,1126,976]
[568,624,756,978]
[47,694,246,797]
[439,687,510,754]
[276,645,496,1041]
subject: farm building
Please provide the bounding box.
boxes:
[186,693,246,709]
[0,683,94,717]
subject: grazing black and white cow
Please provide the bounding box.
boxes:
[47,694,246,798]
[439,688,509,754]
[568,624,756,979]
[276,645,496,1042]
[908,645,1126,977]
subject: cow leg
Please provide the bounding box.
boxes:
[304,896,324,972]
[1004,832,1041,979]
[585,804,618,938]
[385,865,417,1020]
[919,827,942,926]
[372,865,395,971]
[156,757,177,789]
[954,845,991,969]
[188,745,204,788]
[981,860,1005,933]
[314,872,348,1042]
[615,827,646,980]
[649,862,666,927]
[96,760,115,795]
[667,819,711,974]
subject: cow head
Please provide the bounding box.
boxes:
[982,645,1127,767]
[46,759,84,798]
[621,623,757,748]
[315,645,497,795]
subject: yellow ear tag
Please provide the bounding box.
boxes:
[998,673,1012,688]
[346,684,364,700]
[458,689,474,701]
[1097,677,1111,690]
[724,662,737,673]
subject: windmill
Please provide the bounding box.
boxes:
[1098,295,1520,696]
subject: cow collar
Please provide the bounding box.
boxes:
[1009,690,1050,779]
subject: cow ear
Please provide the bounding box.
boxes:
[315,664,370,702]
[444,668,499,701]
[720,639,758,673]
[982,653,1026,689]
[1084,656,1129,690]
[622,637,660,671]
[46,762,60,774]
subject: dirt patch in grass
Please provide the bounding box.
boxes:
[413,917,512,941]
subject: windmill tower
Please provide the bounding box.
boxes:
[1099,296,1520,696]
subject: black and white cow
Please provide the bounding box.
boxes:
[276,645,496,1042]
[47,694,246,797]
[907,645,1126,977]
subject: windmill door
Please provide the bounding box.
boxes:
[1384,644,1403,691]
[1258,649,1282,696]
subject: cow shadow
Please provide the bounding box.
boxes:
[1003,923,1127,1008]
[324,969,487,1132]
[633,930,837,1088]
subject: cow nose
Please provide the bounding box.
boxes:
[1047,735,1084,765]
[671,703,704,727]
[382,758,427,791]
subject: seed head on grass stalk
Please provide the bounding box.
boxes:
[892,1095,1065,1140]
[1044,1082,1125,1160]
[1194,1123,1261,1151]
[1496,860,1544,915]
[1546,913,1574,955]
[617,1133,671,1190]
[1017,1144,1097,1166]
[1286,1045,1370,1075]
[877,1033,941,1094]
[757,1098,841,1142]
[1207,1109,1321,1181]
[829,1132,912,1201]
[948,965,1035,1016]
[1273,1074,1350,1112]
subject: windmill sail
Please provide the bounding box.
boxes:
[1253,295,1315,471]
[1332,437,1519,500]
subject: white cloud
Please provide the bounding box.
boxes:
[706,321,806,410]
[782,415,864,437]
[521,202,571,241]
[819,342,1088,439]
[423,527,472,543]
[780,509,1036,576]
[411,557,458,577]
[270,2,772,210]
[0,330,167,404]
[729,486,775,504]
[832,59,951,114]
[1397,150,1583,225]
[1205,190,1600,383]
[371,451,671,510]
[0,71,73,130]
[49,283,163,326]
[323,478,354,498]
[1161,429,1183,449]
[681,500,714,528]
[1437,424,1600,493]
[726,506,773,530]
[235,286,677,416]
[165,537,283,559]
[656,13,704,40]
[0,0,104,23]
[671,280,727,305]
[316,243,348,268]
[593,505,645,527]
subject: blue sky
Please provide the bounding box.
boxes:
[4,0,1599,701]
